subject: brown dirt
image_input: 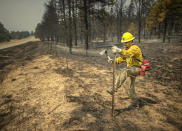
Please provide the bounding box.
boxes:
[0,41,182,130]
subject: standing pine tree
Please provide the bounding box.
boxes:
[0,22,11,42]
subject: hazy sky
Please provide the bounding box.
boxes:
[0,0,48,32]
[0,0,131,32]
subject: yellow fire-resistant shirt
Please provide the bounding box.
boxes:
[115,44,143,67]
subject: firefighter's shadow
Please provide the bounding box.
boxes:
[115,97,157,116]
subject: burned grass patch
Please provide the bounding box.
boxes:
[55,67,73,77]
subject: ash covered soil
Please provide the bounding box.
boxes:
[0,41,182,130]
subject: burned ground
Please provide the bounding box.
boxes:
[0,41,182,130]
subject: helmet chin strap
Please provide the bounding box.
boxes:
[125,46,130,50]
[124,41,133,50]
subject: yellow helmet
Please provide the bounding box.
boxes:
[121,32,135,43]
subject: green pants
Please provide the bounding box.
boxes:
[115,67,140,101]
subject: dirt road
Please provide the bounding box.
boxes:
[0,36,39,50]
[0,41,182,130]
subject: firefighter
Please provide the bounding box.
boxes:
[107,32,143,102]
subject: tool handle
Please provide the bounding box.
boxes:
[112,54,116,117]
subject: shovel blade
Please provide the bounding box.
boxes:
[99,49,107,55]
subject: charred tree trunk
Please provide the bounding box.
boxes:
[72,0,78,46]
[62,0,68,45]
[163,19,168,43]
[138,0,141,44]
[68,0,72,54]
[119,1,123,40]
[103,23,106,43]
[83,0,89,55]
[168,21,174,43]
[88,0,92,43]
[158,23,161,39]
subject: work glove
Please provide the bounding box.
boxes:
[112,46,122,54]
[107,57,113,64]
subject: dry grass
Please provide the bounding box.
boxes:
[0,41,182,130]
[0,54,182,130]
